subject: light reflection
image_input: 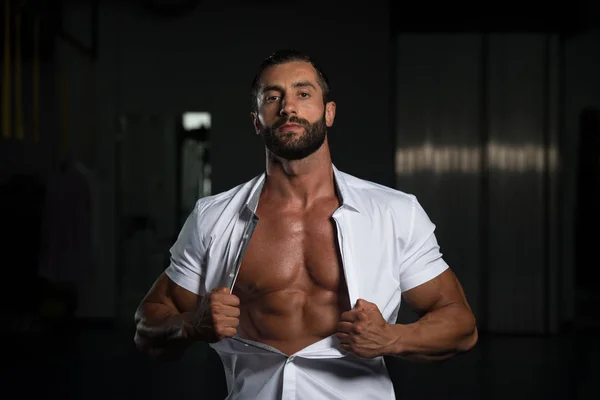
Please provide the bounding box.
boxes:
[183,112,211,130]
[396,143,558,175]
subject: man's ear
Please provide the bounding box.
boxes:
[325,101,336,127]
[251,112,260,135]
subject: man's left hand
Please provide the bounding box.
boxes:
[336,299,397,358]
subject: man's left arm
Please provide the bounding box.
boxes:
[390,268,478,361]
[336,268,478,362]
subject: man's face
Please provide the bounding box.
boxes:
[253,61,336,160]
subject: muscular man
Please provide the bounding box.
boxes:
[134,49,478,399]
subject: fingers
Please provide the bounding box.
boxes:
[339,343,352,352]
[337,321,354,334]
[357,311,368,322]
[214,325,238,340]
[340,309,363,323]
[214,316,240,329]
[338,319,366,334]
[210,288,240,307]
[202,287,241,341]
[354,298,376,311]
[210,302,241,318]
[336,333,350,345]
[213,316,239,340]
[337,310,370,346]
[355,298,367,306]
[340,310,355,322]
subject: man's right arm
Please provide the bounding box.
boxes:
[134,272,240,361]
[133,272,198,361]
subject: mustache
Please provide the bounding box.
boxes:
[271,116,310,130]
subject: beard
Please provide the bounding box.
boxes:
[259,113,327,161]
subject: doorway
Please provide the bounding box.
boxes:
[114,112,211,325]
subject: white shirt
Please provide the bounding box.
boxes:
[165,165,449,400]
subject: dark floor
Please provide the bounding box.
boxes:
[2,320,597,400]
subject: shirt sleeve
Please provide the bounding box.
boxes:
[398,196,449,292]
[164,201,209,296]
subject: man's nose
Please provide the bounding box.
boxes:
[279,97,298,116]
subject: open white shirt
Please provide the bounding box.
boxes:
[165,165,449,400]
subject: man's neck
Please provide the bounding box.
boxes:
[263,142,336,208]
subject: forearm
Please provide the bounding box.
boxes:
[387,303,478,362]
[134,302,194,360]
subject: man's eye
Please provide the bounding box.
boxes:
[266,96,279,102]
[299,92,310,98]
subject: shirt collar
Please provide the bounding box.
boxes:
[243,164,362,214]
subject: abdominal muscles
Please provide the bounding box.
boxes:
[237,287,348,355]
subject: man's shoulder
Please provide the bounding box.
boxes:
[194,174,262,214]
[338,169,416,210]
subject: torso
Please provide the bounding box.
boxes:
[233,194,351,355]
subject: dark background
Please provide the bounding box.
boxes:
[1,0,599,398]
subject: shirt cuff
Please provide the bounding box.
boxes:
[164,265,204,295]
[399,259,449,292]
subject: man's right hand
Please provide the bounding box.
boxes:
[186,287,240,343]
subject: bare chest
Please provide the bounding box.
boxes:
[234,203,347,298]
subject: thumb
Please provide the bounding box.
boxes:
[355,299,367,309]
[214,287,231,294]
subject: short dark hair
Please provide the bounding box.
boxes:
[250,49,331,112]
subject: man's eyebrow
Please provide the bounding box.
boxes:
[260,81,317,94]
[260,84,284,94]
[293,81,316,89]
